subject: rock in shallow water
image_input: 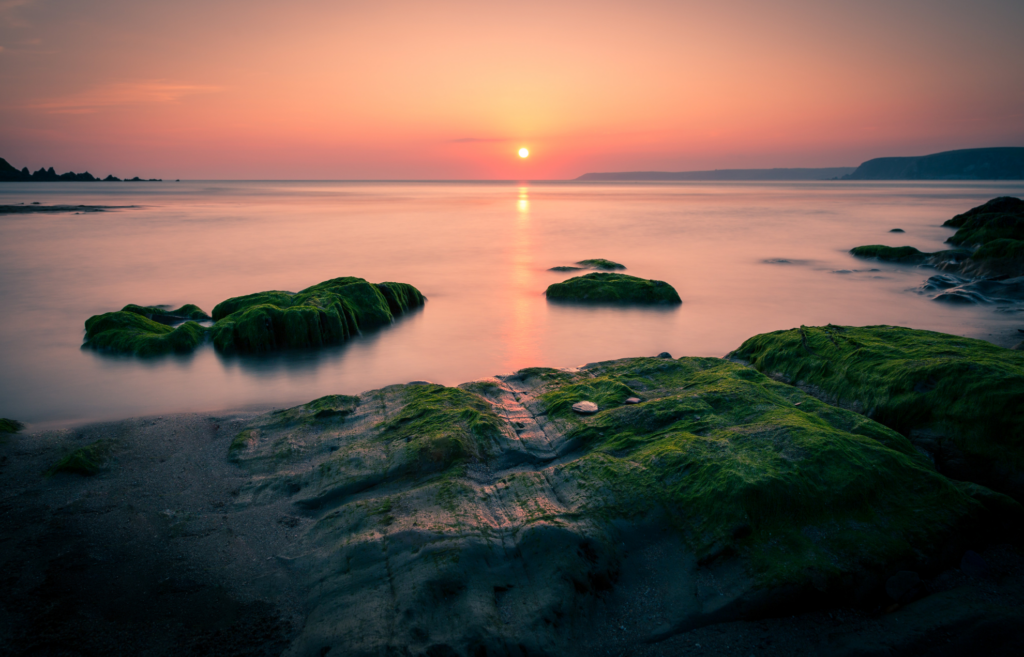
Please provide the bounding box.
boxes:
[545,273,681,304]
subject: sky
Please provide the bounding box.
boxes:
[1,0,1023,179]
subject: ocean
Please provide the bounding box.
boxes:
[2,180,1022,429]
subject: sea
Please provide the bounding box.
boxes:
[2,180,1023,430]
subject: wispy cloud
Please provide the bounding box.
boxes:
[448,137,507,143]
[29,81,220,114]
[0,0,36,28]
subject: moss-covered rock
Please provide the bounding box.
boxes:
[731,325,1024,501]
[546,272,681,304]
[0,418,24,434]
[943,196,1024,246]
[576,258,626,270]
[850,245,930,263]
[226,355,1016,655]
[211,277,425,354]
[121,303,211,323]
[83,311,207,357]
[47,439,115,476]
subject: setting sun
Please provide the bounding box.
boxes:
[518,148,529,159]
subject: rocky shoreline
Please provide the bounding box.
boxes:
[3,324,1023,656]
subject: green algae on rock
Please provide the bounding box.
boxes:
[546,272,681,304]
[576,258,626,270]
[0,418,24,434]
[849,245,930,264]
[47,439,115,476]
[549,258,626,272]
[732,325,1024,502]
[224,355,1016,655]
[121,303,211,323]
[83,311,207,357]
[210,277,425,354]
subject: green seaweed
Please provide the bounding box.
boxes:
[378,384,504,469]
[532,357,990,585]
[211,277,424,354]
[122,303,210,322]
[545,272,681,304]
[849,245,928,263]
[84,311,207,357]
[943,196,1024,247]
[47,439,115,476]
[0,418,24,434]
[731,325,1024,493]
[575,259,626,270]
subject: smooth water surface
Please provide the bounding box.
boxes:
[2,180,1023,429]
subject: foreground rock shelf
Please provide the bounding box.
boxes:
[6,326,1024,656]
[222,341,1018,655]
[732,324,1024,502]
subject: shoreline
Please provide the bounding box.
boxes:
[3,340,1024,656]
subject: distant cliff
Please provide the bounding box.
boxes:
[574,167,855,181]
[843,147,1024,180]
[0,157,161,182]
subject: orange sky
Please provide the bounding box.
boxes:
[1,0,1023,179]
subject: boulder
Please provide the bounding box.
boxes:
[545,273,681,304]
[211,277,425,354]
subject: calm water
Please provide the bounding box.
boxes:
[2,180,1023,430]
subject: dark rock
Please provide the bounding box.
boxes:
[885,570,921,603]
[657,352,672,359]
[889,228,905,232]
[961,550,989,579]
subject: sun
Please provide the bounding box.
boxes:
[518,147,529,158]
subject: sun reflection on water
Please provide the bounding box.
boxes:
[504,186,542,371]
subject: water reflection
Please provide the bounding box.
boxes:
[503,186,542,371]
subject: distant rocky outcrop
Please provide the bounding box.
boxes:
[0,157,160,182]
[843,147,1024,180]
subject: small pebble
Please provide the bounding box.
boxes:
[572,401,599,414]
[625,397,641,405]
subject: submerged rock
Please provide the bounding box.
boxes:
[226,355,1018,655]
[546,272,681,304]
[575,258,626,270]
[732,324,1024,502]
